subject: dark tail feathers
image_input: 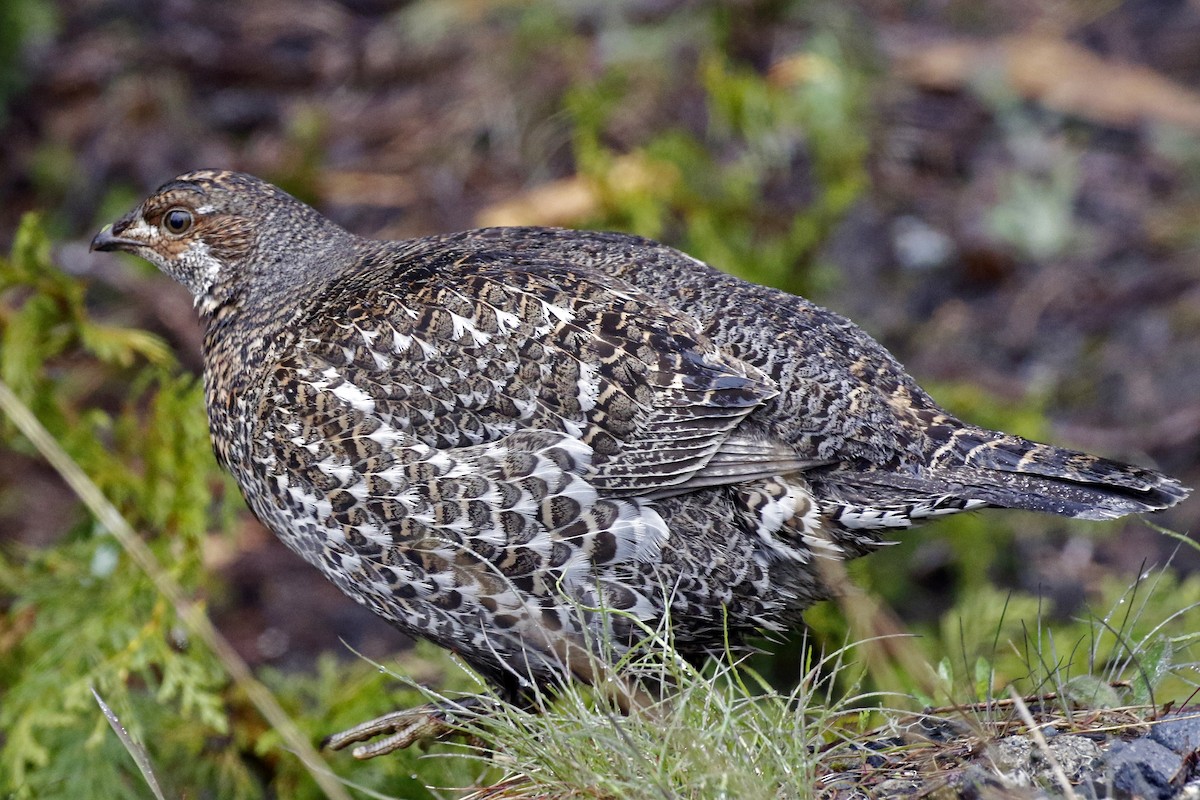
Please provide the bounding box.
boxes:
[932,428,1190,521]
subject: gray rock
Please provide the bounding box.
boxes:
[1104,737,1181,800]
[1150,712,1200,756]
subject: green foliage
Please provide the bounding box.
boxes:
[0,215,172,413]
[914,568,1200,717]
[558,7,869,296]
[0,0,56,126]
[0,214,230,795]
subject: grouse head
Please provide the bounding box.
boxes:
[90,170,356,315]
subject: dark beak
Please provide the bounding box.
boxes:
[90,217,142,252]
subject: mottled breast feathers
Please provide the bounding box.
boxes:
[267,243,812,502]
[238,244,830,659]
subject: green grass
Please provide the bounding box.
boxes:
[450,644,848,799]
[330,563,1199,800]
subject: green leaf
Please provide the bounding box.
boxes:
[1131,637,1173,706]
[1062,674,1121,709]
[77,321,174,368]
[974,656,994,699]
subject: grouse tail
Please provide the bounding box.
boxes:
[928,427,1190,521]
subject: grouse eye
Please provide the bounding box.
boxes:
[162,208,193,236]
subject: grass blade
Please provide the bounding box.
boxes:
[91,686,168,800]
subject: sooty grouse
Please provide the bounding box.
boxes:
[92,170,1189,757]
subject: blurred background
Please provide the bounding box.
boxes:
[1,0,1199,796]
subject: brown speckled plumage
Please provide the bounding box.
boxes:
[93,169,1189,726]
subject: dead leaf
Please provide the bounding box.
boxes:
[475,153,679,228]
[897,33,1200,132]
